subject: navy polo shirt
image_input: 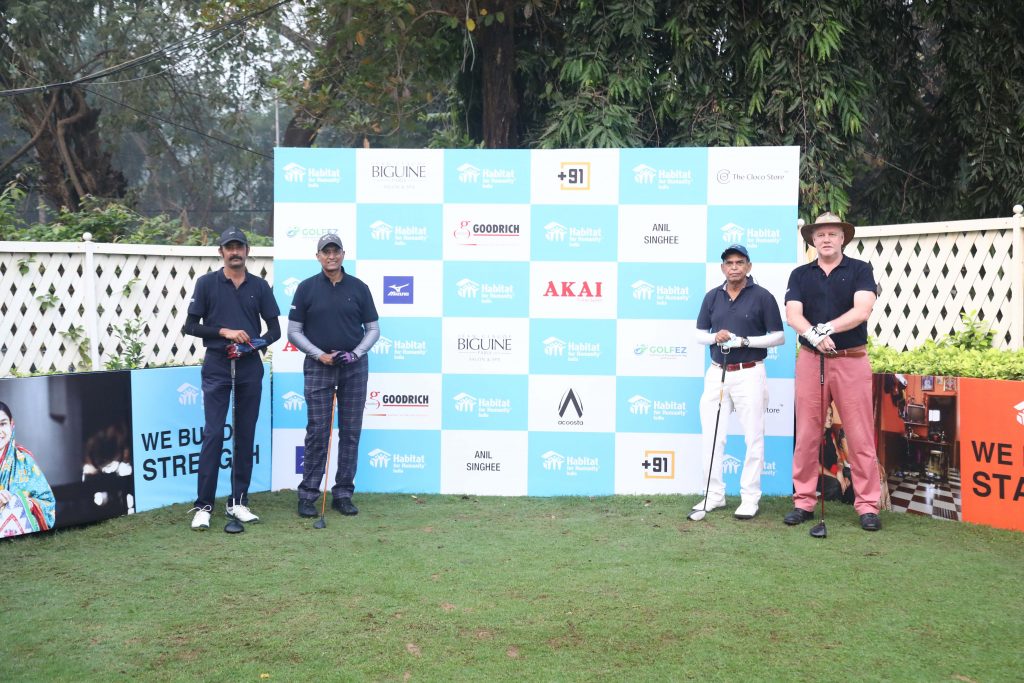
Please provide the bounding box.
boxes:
[785,254,876,350]
[289,267,379,352]
[187,269,280,351]
[696,277,784,365]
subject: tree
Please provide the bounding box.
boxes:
[1,0,282,231]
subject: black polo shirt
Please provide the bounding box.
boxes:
[785,254,876,350]
[696,276,784,365]
[186,269,280,351]
[289,267,379,352]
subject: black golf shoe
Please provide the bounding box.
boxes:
[783,508,815,525]
[332,498,358,516]
[859,513,882,531]
[298,498,318,518]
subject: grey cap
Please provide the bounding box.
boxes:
[721,244,750,260]
[317,233,344,251]
[218,228,248,247]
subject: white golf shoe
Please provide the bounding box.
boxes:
[691,497,727,512]
[190,505,212,531]
[734,501,759,519]
[226,502,260,524]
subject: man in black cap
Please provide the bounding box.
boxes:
[288,234,380,518]
[183,228,280,531]
[693,244,785,519]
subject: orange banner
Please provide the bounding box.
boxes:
[958,378,1024,532]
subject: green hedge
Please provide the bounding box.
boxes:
[867,313,1024,380]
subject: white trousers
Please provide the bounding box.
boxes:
[698,362,769,505]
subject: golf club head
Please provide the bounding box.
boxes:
[687,510,707,522]
[809,521,827,538]
[224,519,245,534]
[313,517,326,529]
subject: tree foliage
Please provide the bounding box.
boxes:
[2,0,1021,237]
[0,0,281,230]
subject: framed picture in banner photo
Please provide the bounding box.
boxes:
[921,375,934,391]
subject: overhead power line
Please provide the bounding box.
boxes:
[0,0,292,98]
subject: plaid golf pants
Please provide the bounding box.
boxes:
[298,354,368,501]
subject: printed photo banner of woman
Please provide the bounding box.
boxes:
[0,400,56,536]
[1,372,134,533]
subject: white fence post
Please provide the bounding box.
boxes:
[81,232,101,369]
[1012,204,1023,349]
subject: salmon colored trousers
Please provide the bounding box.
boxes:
[793,347,881,515]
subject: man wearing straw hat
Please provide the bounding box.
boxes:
[783,212,883,531]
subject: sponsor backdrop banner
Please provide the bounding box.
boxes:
[131,365,273,512]
[272,147,801,497]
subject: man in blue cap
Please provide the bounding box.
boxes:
[693,244,785,519]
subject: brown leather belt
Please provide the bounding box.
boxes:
[713,360,762,372]
[805,345,867,358]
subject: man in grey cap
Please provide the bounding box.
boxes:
[288,234,380,518]
[693,244,784,519]
[183,228,280,531]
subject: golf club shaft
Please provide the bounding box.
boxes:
[230,358,237,508]
[320,383,338,518]
[699,349,730,513]
[818,352,826,524]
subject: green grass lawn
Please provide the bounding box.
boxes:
[4,492,1022,682]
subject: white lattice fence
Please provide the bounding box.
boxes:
[845,206,1024,351]
[0,239,273,376]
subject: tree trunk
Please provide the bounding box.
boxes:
[12,87,127,210]
[478,1,519,149]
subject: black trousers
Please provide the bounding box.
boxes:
[195,352,264,508]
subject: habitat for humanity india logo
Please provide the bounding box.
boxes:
[282,162,341,189]
[543,336,602,362]
[370,219,428,246]
[177,383,200,406]
[543,220,603,247]
[630,279,689,306]
[371,335,428,361]
[627,394,685,421]
[632,163,693,190]
[453,392,511,418]
[541,450,599,475]
[457,162,516,189]
[368,448,426,474]
[720,222,781,248]
[455,277,515,304]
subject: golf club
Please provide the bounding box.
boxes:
[810,352,828,539]
[313,385,338,530]
[225,357,244,534]
[688,345,730,522]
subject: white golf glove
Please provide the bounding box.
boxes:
[802,327,825,347]
[719,334,744,350]
[813,322,835,338]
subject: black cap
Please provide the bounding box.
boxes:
[317,233,344,251]
[218,228,248,247]
[721,244,750,260]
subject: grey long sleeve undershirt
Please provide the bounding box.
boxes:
[288,320,380,359]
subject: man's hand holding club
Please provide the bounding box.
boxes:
[801,322,836,354]
[226,337,268,359]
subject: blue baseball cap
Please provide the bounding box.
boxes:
[721,244,750,260]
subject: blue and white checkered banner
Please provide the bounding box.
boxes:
[272,147,800,497]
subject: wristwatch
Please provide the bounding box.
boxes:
[741,337,750,347]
